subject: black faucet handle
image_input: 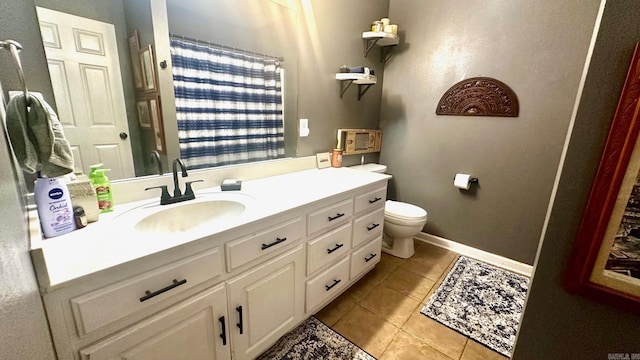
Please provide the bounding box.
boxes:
[184,180,204,197]
[145,185,171,205]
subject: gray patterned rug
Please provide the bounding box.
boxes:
[421,256,529,358]
[256,316,375,360]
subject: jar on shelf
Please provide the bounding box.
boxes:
[371,21,383,32]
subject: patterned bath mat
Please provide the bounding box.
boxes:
[421,256,529,358]
[256,316,375,360]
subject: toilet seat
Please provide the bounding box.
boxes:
[384,200,427,223]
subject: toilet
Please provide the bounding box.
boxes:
[350,163,428,258]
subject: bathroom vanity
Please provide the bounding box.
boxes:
[29,167,389,360]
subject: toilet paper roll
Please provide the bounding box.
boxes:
[454,173,473,190]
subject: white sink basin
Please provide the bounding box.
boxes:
[135,199,245,233]
[114,192,255,234]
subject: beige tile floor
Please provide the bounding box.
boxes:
[315,241,509,360]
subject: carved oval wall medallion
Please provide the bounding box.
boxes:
[436,77,519,117]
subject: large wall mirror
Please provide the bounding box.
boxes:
[33,0,302,181]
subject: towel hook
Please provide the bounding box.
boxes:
[1,39,31,105]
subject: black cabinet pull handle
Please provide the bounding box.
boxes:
[236,306,244,334]
[139,279,187,302]
[261,237,287,250]
[328,213,345,221]
[325,279,342,291]
[366,223,380,231]
[365,253,377,262]
[369,197,382,204]
[327,243,344,254]
[219,316,227,346]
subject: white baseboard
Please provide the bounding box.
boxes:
[414,232,533,277]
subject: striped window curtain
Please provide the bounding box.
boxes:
[170,37,285,169]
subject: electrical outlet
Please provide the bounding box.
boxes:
[299,118,309,137]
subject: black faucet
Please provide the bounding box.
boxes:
[172,158,188,197]
[145,158,203,205]
[150,151,163,176]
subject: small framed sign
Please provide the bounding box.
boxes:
[316,152,331,169]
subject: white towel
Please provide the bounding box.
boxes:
[6,94,74,177]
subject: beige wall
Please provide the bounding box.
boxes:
[380,0,601,264]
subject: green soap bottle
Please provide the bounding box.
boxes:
[91,169,114,213]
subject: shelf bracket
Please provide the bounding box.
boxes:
[363,38,381,57]
[339,80,355,98]
[357,84,374,100]
[380,46,394,64]
[339,80,374,101]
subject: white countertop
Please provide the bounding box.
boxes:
[29,167,390,290]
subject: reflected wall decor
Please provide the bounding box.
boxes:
[136,99,150,128]
[128,30,143,90]
[139,44,156,92]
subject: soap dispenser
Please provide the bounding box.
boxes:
[91,169,114,213]
[89,163,103,179]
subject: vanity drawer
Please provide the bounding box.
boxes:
[307,223,351,275]
[70,247,223,337]
[305,255,350,313]
[351,236,382,280]
[226,217,304,271]
[354,187,386,215]
[352,207,385,248]
[307,199,353,236]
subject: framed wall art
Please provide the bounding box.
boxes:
[139,44,157,92]
[565,42,640,312]
[148,95,166,153]
[128,30,143,90]
[136,98,150,128]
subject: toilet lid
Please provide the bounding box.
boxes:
[385,200,427,220]
[349,163,387,173]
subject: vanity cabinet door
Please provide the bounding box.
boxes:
[305,254,350,313]
[352,207,384,248]
[307,199,353,236]
[307,223,352,275]
[79,283,231,360]
[226,245,305,360]
[354,187,386,215]
[351,236,383,280]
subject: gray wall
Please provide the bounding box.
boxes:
[164,0,388,165]
[513,1,640,358]
[296,0,387,166]
[165,0,300,160]
[12,0,387,176]
[380,0,601,264]
[0,1,54,108]
[0,1,57,358]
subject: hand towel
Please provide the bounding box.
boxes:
[6,94,74,177]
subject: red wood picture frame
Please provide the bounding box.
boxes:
[565,42,640,312]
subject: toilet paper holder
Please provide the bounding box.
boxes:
[453,174,478,191]
[452,176,478,183]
